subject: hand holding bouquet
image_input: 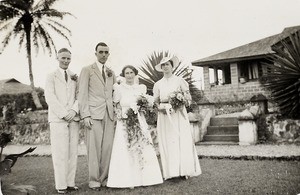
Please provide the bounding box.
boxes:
[167,90,191,119]
[168,90,190,111]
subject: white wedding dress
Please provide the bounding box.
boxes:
[107,83,163,188]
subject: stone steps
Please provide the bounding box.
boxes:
[203,134,239,142]
[196,141,239,145]
[206,125,238,135]
[201,116,239,145]
[210,117,238,126]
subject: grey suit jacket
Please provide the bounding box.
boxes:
[78,63,116,120]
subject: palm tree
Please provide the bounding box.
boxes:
[0,0,73,109]
[261,31,300,119]
[139,51,200,98]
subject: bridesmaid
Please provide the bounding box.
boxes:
[153,56,201,180]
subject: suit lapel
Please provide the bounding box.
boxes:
[54,69,66,84]
[92,63,105,85]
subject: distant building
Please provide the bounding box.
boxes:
[0,78,39,95]
[192,25,300,103]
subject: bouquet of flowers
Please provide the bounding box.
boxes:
[136,94,154,114]
[167,90,191,119]
[122,95,154,168]
[168,90,190,111]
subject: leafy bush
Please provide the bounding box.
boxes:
[0,89,47,117]
[214,101,252,115]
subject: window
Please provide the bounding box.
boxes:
[239,61,263,81]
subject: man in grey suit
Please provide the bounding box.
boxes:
[78,42,116,190]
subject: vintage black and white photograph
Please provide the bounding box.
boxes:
[0,0,300,194]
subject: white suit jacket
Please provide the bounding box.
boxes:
[45,69,79,123]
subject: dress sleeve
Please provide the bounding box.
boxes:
[153,82,160,102]
[139,84,147,94]
[113,84,121,103]
[180,78,189,92]
[180,78,192,101]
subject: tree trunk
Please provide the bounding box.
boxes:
[25,28,43,109]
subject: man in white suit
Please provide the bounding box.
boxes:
[78,42,116,190]
[45,48,80,194]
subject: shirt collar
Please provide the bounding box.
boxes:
[58,67,68,76]
[96,60,105,71]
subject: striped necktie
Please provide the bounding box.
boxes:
[102,66,106,82]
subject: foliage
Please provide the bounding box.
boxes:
[0,0,74,109]
[214,101,252,116]
[261,31,300,119]
[0,133,36,194]
[0,89,47,118]
[138,51,202,101]
[256,114,273,143]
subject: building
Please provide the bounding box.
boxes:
[0,78,34,95]
[192,25,300,103]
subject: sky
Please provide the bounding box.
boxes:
[0,0,300,89]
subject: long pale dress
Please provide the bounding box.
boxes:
[107,83,163,188]
[153,75,201,179]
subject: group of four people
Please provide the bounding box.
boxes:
[45,42,201,194]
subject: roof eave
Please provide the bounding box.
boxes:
[192,53,274,67]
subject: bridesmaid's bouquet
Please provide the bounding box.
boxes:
[168,90,191,119]
[168,90,190,111]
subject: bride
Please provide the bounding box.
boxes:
[107,65,163,188]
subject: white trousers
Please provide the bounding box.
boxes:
[50,121,79,190]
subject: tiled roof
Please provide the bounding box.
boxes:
[192,25,300,66]
[0,78,33,95]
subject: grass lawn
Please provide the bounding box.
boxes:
[2,157,300,195]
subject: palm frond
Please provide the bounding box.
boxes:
[41,19,71,46]
[262,31,300,119]
[33,22,57,55]
[138,51,202,103]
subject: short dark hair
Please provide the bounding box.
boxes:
[95,42,108,51]
[58,48,71,54]
[120,65,138,77]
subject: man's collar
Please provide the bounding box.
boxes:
[96,61,104,68]
[58,67,68,75]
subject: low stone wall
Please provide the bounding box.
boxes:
[264,114,300,143]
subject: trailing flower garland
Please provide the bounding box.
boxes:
[118,94,154,168]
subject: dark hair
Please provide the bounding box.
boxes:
[58,48,71,54]
[161,59,173,69]
[120,65,138,77]
[95,42,108,51]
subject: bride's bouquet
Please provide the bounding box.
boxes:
[136,94,154,114]
[122,94,154,168]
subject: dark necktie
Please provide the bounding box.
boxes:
[64,70,68,82]
[102,66,106,82]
